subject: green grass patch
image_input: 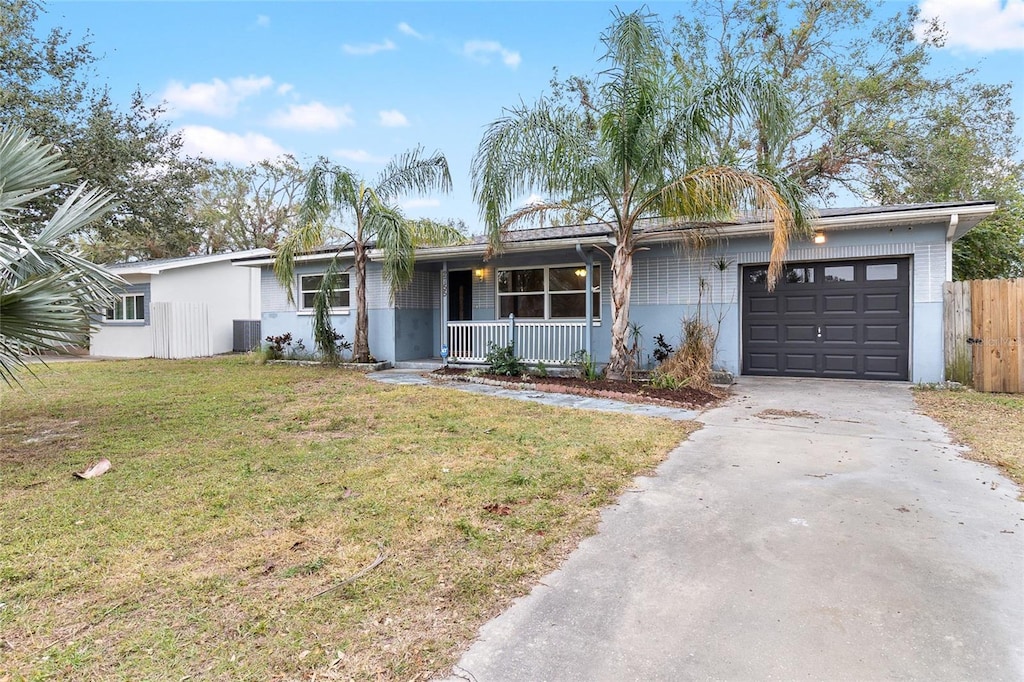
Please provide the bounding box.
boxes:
[0,357,694,679]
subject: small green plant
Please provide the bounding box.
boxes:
[649,369,687,390]
[484,342,525,376]
[533,361,549,378]
[281,556,326,578]
[264,333,293,360]
[652,334,675,364]
[569,350,602,381]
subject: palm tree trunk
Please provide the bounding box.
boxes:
[353,242,371,362]
[606,243,634,379]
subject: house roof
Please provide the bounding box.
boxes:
[106,248,273,275]
[231,201,997,266]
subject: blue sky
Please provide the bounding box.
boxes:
[38,1,1024,230]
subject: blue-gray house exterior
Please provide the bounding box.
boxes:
[235,202,995,383]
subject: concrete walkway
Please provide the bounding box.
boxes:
[443,377,1024,681]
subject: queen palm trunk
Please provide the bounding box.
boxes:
[352,242,370,362]
[606,242,635,378]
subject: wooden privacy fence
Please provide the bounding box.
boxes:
[943,278,1023,393]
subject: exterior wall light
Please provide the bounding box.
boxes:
[474,268,485,280]
[813,229,826,244]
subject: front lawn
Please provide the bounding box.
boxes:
[914,388,1024,490]
[0,358,694,680]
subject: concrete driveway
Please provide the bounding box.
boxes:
[445,377,1024,681]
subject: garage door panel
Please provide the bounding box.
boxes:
[864,354,906,378]
[865,293,901,312]
[823,324,856,343]
[748,324,778,342]
[748,353,779,371]
[822,354,858,374]
[864,324,900,344]
[742,258,909,381]
[785,296,816,313]
[748,297,778,314]
[782,354,816,373]
[823,294,856,312]
[785,325,817,342]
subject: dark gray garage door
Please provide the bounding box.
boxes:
[742,258,910,380]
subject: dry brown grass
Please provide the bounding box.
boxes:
[0,357,694,680]
[914,388,1024,491]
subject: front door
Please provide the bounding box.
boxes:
[448,270,473,322]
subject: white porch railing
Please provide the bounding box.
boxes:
[447,317,588,364]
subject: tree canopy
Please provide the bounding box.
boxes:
[1,0,209,262]
[474,9,810,375]
[274,149,462,362]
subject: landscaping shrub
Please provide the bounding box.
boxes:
[484,342,526,376]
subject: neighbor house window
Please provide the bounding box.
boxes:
[497,265,601,320]
[105,294,145,322]
[299,273,350,309]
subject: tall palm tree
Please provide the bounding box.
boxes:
[0,126,124,385]
[472,10,811,377]
[274,148,461,362]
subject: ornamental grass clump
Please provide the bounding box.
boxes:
[654,316,715,391]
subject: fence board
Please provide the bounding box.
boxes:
[152,302,211,359]
[943,281,972,384]
[969,278,1023,393]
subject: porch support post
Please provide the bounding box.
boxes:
[440,261,449,354]
[576,243,593,357]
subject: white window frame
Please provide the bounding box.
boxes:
[105,293,145,323]
[298,273,350,312]
[495,263,601,321]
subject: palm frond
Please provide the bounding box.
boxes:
[374,147,452,204]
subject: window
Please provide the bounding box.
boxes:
[824,265,855,282]
[300,274,350,309]
[784,267,814,284]
[497,265,601,320]
[866,263,899,281]
[105,294,145,322]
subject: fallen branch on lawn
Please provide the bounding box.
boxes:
[308,543,387,600]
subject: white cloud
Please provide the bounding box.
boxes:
[179,126,287,164]
[342,39,396,56]
[378,109,409,127]
[334,149,388,164]
[162,75,273,116]
[255,14,270,28]
[397,22,423,39]
[402,198,441,209]
[267,102,354,130]
[463,40,521,68]
[276,83,294,96]
[917,0,1024,52]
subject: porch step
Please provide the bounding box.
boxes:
[393,359,445,370]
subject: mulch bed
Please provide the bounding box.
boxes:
[432,367,725,409]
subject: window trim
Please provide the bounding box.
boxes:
[104,293,146,324]
[495,263,601,321]
[298,273,351,312]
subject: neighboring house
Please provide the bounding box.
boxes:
[234,202,995,382]
[90,249,268,359]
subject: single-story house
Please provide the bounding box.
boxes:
[90,249,268,359]
[234,202,995,382]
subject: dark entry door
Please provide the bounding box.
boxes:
[448,270,473,322]
[742,258,910,380]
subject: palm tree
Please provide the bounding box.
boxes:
[472,10,811,377]
[0,126,124,385]
[274,148,461,362]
